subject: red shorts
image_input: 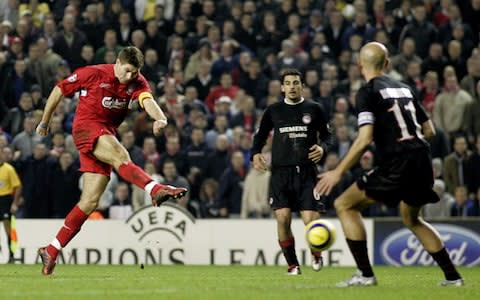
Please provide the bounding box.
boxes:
[72,123,115,176]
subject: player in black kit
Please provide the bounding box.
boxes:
[315,42,464,287]
[251,68,333,275]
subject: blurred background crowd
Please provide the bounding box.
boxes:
[0,0,479,220]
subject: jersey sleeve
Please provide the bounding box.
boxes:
[314,104,333,154]
[57,67,98,97]
[413,93,429,125]
[131,74,153,107]
[8,164,21,189]
[251,107,273,158]
[356,87,376,127]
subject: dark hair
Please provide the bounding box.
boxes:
[280,68,303,84]
[117,46,144,69]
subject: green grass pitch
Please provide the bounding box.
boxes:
[0,265,478,300]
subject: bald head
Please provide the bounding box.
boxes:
[359,42,389,72]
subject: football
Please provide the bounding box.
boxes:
[305,219,336,251]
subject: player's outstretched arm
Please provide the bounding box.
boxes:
[142,97,168,136]
[36,86,64,136]
[315,125,373,196]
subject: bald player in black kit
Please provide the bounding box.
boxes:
[315,42,464,287]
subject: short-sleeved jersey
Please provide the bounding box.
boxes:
[58,64,151,128]
[252,99,332,168]
[356,75,429,162]
[0,162,21,196]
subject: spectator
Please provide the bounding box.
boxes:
[141,48,166,88]
[114,11,133,47]
[144,19,167,66]
[460,55,480,99]
[160,159,191,212]
[120,130,145,168]
[16,142,52,218]
[158,136,189,177]
[52,13,88,70]
[433,75,472,137]
[204,72,239,113]
[419,71,440,113]
[94,29,122,64]
[1,92,34,137]
[204,134,230,181]
[210,41,238,81]
[142,136,160,167]
[108,182,133,220]
[184,39,218,82]
[50,151,80,218]
[11,116,42,160]
[35,37,63,97]
[403,60,423,97]
[421,43,447,80]
[323,9,348,58]
[79,3,106,50]
[2,58,37,109]
[217,151,246,217]
[443,135,472,194]
[423,179,455,218]
[445,40,467,80]
[398,2,438,58]
[450,185,476,217]
[390,38,422,78]
[195,178,220,218]
[259,79,282,109]
[256,11,282,61]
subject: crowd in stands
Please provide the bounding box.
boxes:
[0,0,479,220]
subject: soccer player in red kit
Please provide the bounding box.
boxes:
[35,46,187,275]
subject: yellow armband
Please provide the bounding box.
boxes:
[138,92,153,109]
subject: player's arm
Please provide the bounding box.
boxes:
[336,124,373,175]
[36,86,63,136]
[251,108,273,171]
[141,94,168,136]
[10,185,22,214]
[422,119,436,141]
[315,124,373,196]
[310,105,334,164]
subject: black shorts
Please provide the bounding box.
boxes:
[269,165,322,212]
[0,195,13,220]
[357,149,439,208]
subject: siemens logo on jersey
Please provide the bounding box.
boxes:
[102,96,129,109]
[279,126,308,133]
[279,126,308,138]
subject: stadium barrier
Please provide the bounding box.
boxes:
[3,204,478,266]
[3,203,371,266]
[374,218,480,266]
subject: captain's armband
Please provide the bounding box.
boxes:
[138,92,154,109]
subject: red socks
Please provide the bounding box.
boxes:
[47,205,88,260]
[117,162,164,196]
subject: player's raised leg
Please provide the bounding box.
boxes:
[300,210,323,271]
[39,172,109,275]
[93,135,187,205]
[334,183,377,287]
[400,201,464,286]
[275,208,300,275]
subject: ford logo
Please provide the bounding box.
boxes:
[381,224,480,266]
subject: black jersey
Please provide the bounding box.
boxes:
[251,99,332,168]
[356,75,430,162]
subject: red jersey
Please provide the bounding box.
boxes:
[58,64,151,128]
